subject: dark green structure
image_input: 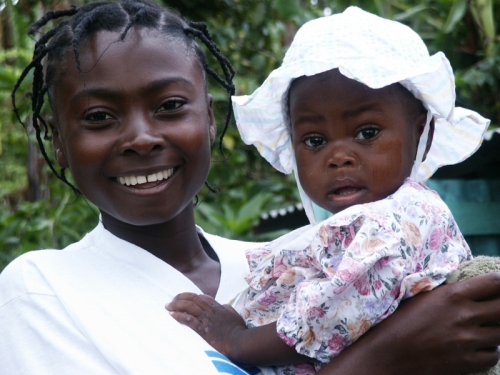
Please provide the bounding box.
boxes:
[429,130,500,256]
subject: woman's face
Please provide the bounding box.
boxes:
[289,69,425,215]
[50,29,215,226]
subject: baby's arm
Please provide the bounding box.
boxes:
[166,293,309,367]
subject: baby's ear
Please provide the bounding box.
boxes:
[422,118,435,162]
[48,116,69,168]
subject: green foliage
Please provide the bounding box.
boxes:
[195,192,271,239]
[0,0,499,272]
[0,186,98,270]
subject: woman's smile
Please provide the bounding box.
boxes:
[117,168,174,187]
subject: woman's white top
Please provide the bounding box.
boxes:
[0,223,261,375]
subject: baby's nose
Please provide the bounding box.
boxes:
[327,146,358,168]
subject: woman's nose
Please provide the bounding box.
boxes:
[118,115,167,155]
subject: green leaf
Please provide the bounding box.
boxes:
[443,0,467,33]
[393,5,427,22]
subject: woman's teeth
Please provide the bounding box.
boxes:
[118,169,173,186]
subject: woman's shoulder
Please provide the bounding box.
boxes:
[0,225,101,306]
[0,249,59,307]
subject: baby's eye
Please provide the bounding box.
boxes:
[157,99,185,112]
[304,136,326,148]
[83,111,113,122]
[355,128,379,140]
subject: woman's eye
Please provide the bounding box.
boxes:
[355,128,379,140]
[157,99,185,112]
[304,136,326,148]
[83,111,113,122]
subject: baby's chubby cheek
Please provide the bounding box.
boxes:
[370,139,405,192]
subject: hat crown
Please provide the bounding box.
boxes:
[283,7,430,87]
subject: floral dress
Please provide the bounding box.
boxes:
[242,179,471,375]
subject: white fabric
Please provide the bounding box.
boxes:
[232,6,489,223]
[0,223,262,375]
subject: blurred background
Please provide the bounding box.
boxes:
[0,0,499,270]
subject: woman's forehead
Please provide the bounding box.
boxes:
[56,29,201,86]
[71,29,194,66]
[50,29,207,116]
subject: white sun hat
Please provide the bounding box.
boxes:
[232,6,489,223]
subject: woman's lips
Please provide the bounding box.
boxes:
[117,168,174,186]
[113,167,178,194]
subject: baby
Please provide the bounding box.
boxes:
[168,7,489,375]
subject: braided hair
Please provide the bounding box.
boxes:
[11,0,235,193]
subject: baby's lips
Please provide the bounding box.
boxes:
[333,186,363,196]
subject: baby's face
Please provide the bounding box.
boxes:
[289,69,424,214]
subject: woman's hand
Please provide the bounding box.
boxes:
[318,272,500,375]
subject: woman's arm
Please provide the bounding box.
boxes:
[317,272,500,375]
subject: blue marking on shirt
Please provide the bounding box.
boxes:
[205,350,262,375]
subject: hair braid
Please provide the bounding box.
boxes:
[184,23,236,156]
[72,5,116,75]
[120,8,146,40]
[28,7,78,35]
[11,42,58,128]
[188,22,235,82]
[34,86,50,140]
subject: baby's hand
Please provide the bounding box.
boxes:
[166,293,247,360]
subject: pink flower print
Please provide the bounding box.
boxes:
[328,333,349,355]
[332,228,343,243]
[364,237,385,253]
[429,228,445,251]
[337,268,357,284]
[406,179,421,190]
[257,290,277,306]
[294,363,316,375]
[354,275,371,296]
[278,331,298,347]
[446,220,457,238]
[337,258,364,284]
[420,203,431,215]
[373,279,382,290]
[271,255,289,278]
[319,225,332,247]
[279,269,297,285]
[375,256,391,270]
[402,220,422,248]
[343,226,355,247]
[390,286,400,299]
[308,305,326,319]
[348,241,361,257]
[410,277,433,295]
